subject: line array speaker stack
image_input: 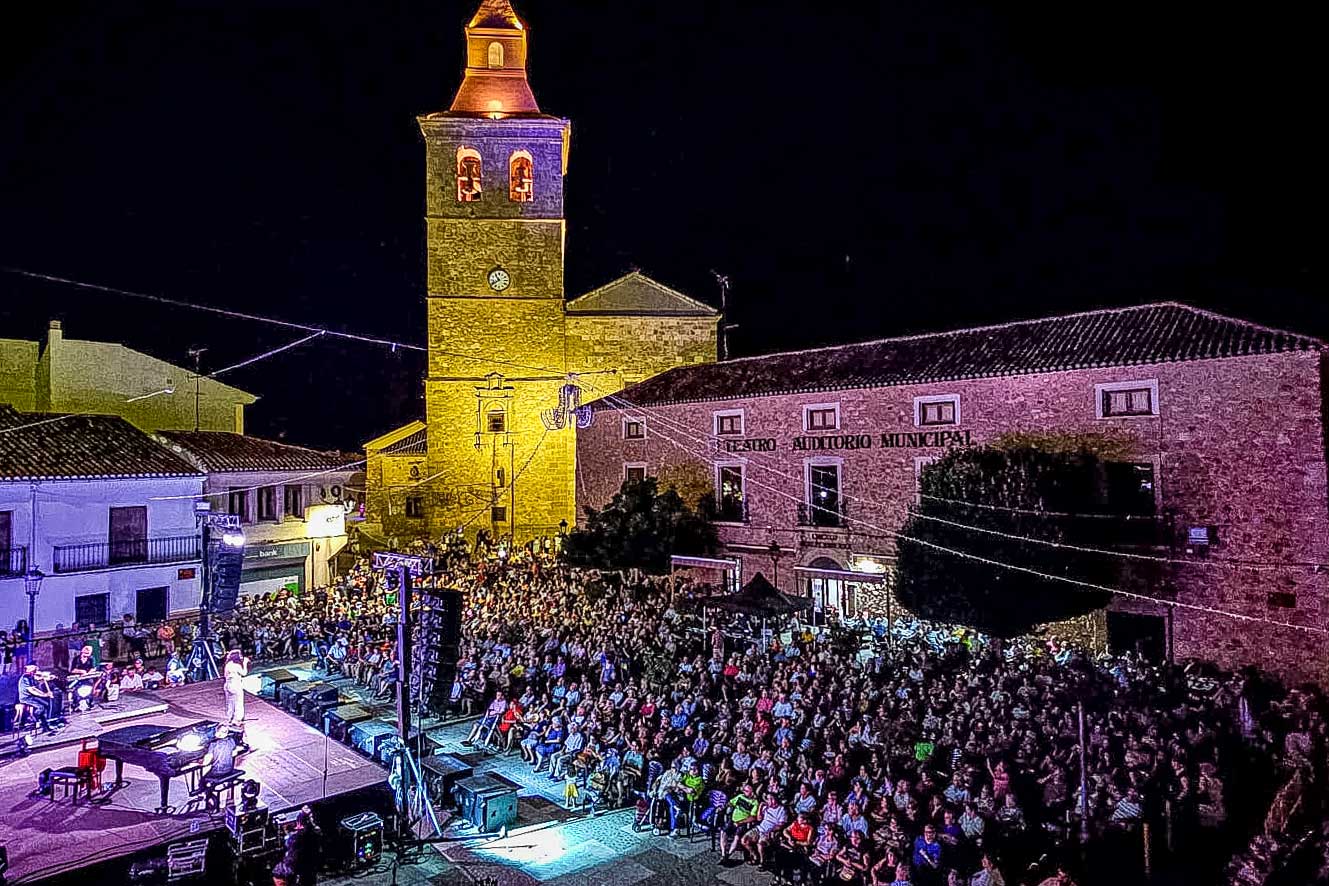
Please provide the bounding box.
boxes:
[411,588,463,717]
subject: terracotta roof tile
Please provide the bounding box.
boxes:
[156,430,356,473]
[595,302,1325,409]
[0,407,201,481]
[381,428,427,456]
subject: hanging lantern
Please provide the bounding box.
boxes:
[541,407,566,431]
[573,404,594,429]
[558,382,582,412]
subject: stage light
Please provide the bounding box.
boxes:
[240,779,261,811]
[221,530,246,548]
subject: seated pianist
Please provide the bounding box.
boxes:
[194,725,248,807]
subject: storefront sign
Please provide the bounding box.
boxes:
[305,503,345,539]
[244,541,312,563]
[790,430,973,451]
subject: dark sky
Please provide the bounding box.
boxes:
[1,1,1321,450]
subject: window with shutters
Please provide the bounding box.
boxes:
[1096,380,1159,418]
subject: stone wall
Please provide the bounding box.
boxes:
[578,351,1329,682]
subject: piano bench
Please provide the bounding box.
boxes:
[49,766,95,804]
[199,770,245,813]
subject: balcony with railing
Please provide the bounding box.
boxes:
[1,545,26,577]
[52,535,200,574]
[798,500,848,529]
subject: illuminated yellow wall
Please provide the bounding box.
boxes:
[0,322,255,432]
[367,2,718,540]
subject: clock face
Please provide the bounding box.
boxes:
[487,267,511,292]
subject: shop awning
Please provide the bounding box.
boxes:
[793,566,888,584]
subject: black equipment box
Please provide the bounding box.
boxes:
[423,753,475,799]
[339,811,383,867]
[259,669,299,700]
[455,774,518,832]
[324,704,373,739]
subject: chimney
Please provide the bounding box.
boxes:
[47,319,62,347]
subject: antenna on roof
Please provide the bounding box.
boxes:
[187,347,208,431]
[711,270,737,361]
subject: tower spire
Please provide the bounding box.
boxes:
[449,0,541,117]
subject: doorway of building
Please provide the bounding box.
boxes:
[136,586,169,623]
[1107,611,1168,662]
[805,556,856,618]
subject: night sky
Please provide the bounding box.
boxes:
[1,1,1320,451]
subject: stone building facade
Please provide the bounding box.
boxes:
[364,0,718,541]
[578,303,1329,683]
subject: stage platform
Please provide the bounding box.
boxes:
[0,691,169,755]
[0,680,388,884]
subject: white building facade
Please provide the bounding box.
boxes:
[0,409,204,633]
[155,431,358,597]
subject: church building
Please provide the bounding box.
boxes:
[364,0,718,541]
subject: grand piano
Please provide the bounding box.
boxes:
[98,721,220,812]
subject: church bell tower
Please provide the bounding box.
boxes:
[418,0,574,538]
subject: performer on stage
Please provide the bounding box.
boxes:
[17,664,63,733]
[223,649,250,729]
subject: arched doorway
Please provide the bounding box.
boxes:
[805,556,852,617]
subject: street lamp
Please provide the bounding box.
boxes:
[768,541,783,590]
[23,566,45,660]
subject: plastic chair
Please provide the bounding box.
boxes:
[78,738,106,793]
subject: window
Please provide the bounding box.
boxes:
[491,506,508,523]
[495,468,506,488]
[624,464,647,485]
[1096,380,1158,418]
[284,485,304,520]
[405,496,425,519]
[805,462,842,527]
[487,41,504,68]
[714,410,744,436]
[257,486,278,522]
[509,150,534,202]
[456,147,483,202]
[75,592,110,627]
[228,488,250,523]
[623,418,645,440]
[0,509,10,552]
[487,408,507,433]
[914,394,959,427]
[804,404,840,431]
[1104,462,1156,516]
[717,464,746,522]
[109,506,148,564]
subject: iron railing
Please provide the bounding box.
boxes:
[798,500,847,528]
[52,535,200,574]
[0,545,26,577]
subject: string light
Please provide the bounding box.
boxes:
[587,380,1329,574]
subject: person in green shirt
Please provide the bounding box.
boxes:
[720,782,759,863]
[664,760,705,836]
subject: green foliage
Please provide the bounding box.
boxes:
[894,437,1160,637]
[561,476,719,572]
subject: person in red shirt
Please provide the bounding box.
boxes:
[776,811,815,882]
[498,698,524,753]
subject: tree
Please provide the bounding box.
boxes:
[562,476,719,572]
[894,434,1162,637]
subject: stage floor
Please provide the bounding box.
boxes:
[0,680,388,884]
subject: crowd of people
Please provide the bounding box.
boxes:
[413,542,1324,886]
[7,529,1322,885]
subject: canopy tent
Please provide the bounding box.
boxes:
[669,554,741,597]
[700,572,813,618]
